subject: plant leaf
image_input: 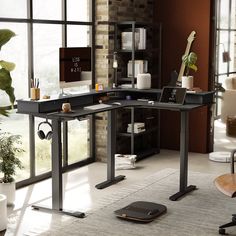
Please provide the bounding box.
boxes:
[0,68,15,105]
[0,108,9,117]
[188,64,197,72]
[0,60,15,71]
[182,51,198,76]
[188,52,197,64]
[0,29,16,50]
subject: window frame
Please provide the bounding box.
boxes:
[0,0,96,188]
[214,0,236,118]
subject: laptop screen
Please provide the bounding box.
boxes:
[159,87,187,105]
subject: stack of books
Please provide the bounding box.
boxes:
[115,154,137,170]
[127,60,148,78]
[127,122,145,133]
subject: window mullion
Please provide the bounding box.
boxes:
[27,0,36,178]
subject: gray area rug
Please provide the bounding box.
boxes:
[23,169,236,235]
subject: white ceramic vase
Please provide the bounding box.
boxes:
[0,182,16,206]
[0,194,7,231]
[182,76,194,90]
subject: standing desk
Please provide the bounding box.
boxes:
[17,88,214,217]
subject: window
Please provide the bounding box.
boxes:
[0,0,94,187]
[215,0,236,117]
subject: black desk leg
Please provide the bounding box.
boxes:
[96,110,125,189]
[32,119,85,218]
[169,111,197,201]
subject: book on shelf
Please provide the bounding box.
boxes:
[136,28,146,50]
[127,122,145,133]
[121,27,146,50]
[127,60,148,78]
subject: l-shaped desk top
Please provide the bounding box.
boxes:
[16,88,215,218]
[48,99,203,121]
[17,88,214,117]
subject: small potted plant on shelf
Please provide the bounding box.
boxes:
[182,52,198,90]
[0,132,24,205]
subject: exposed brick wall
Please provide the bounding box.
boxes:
[95,0,154,162]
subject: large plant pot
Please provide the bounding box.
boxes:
[182,76,194,90]
[0,194,7,231]
[0,182,15,206]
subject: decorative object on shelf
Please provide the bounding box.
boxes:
[0,29,16,117]
[177,31,196,86]
[137,73,151,89]
[62,102,72,113]
[95,83,104,91]
[0,132,24,205]
[0,194,7,231]
[113,52,118,69]
[113,52,118,87]
[181,52,198,90]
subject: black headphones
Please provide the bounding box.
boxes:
[37,120,53,140]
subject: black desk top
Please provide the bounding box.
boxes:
[17,88,214,119]
[48,99,203,121]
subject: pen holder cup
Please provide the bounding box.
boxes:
[31,88,40,100]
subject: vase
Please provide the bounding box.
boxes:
[182,76,193,90]
[137,73,151,89]
[0,182,15,206]
[0,194,7,231]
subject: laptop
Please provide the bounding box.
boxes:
[159,86,186,105]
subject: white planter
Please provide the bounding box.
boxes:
[0,194,7,231]
[182,76,194,90]
[0,182,15,206]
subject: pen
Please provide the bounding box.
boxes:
[36,78,39,88]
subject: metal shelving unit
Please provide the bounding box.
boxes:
[114,21,161,160]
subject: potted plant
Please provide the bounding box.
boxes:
[0,29,16,117]
[182,52,198,89]
[0,132,24,205]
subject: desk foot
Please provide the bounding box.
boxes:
[95,175,126,189]
[169,185,197,201]
[32,205,85,218]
